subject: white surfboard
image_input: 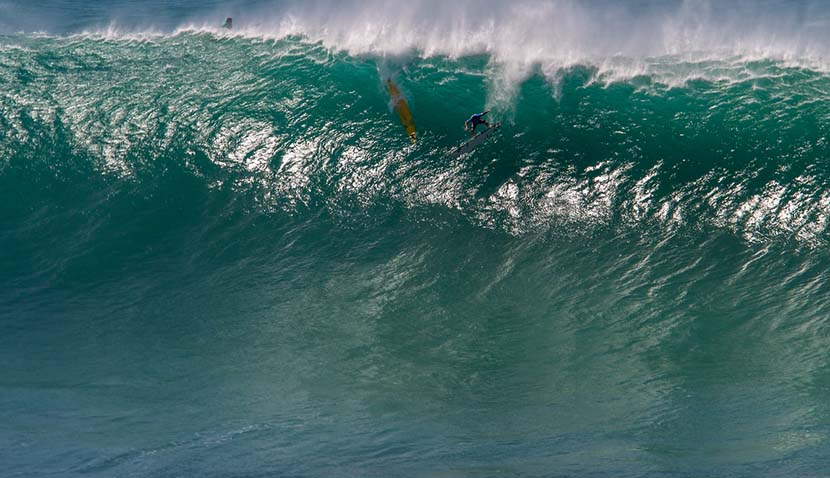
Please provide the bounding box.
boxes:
[448,122,501,158]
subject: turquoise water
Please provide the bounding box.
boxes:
[4,2,830,476]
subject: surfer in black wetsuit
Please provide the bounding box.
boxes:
[222,17,233,29]
[464,111,490,137]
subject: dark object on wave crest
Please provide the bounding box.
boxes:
[222,17,232,29]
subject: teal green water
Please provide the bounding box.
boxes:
[3,31,830,477]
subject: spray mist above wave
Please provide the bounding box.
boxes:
[160,0,830,65]
[22,1,830,64]
[57,0,824,93]
[158,0,824,107]
[16,0,830,90]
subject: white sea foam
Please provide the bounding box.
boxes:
[15,0,827,99]
[169,1,830,66]
[169,0,830,101]
[42,1,827,64]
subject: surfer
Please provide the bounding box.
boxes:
[464,111,490,137]
[222,17,233,29]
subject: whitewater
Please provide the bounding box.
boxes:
[3,1,830,477]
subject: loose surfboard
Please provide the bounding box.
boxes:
[448,122,501,158]
[386,79,417,143]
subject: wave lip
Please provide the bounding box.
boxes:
[10,1,830,64]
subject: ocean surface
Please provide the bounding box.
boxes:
[3,1,830,476]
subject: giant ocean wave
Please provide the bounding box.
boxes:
[3,3,830,476]
[3,25,830,245]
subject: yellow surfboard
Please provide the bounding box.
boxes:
[386,79,417,143]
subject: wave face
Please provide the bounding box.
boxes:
[4,4,830,477]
